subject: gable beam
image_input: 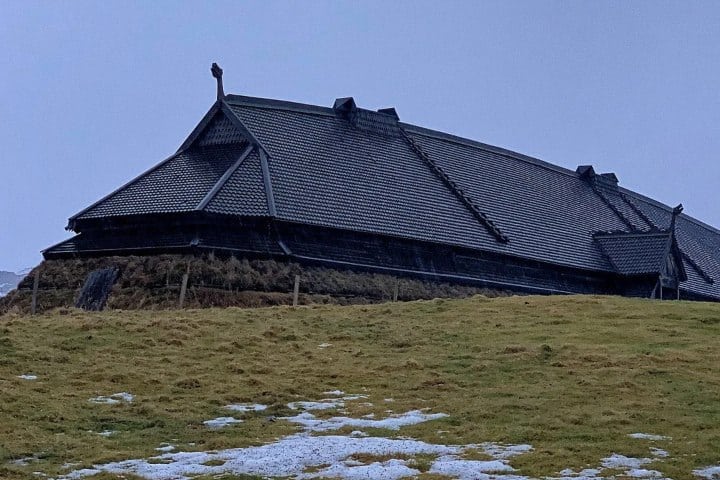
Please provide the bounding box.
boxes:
[259,150,277,217]
[195,144,255,211]
[398,127,509,244]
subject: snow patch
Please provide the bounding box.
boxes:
[307,458,419,480]
[318,343,332,348]
[650,447,669,458]
[17,374,38,380]
[324,390,345,396]
[155,445,175,453]
[285,409,448,432]
[89,392,134,404]
[288,400,343,411]
[224,403,267,413]
[628,433,671,441]
[98,430,116,437]
[429,456,515,479]
[695,465,720,479]
[482,442,533,459]
[601,453,652,469]
[203,417,242,429]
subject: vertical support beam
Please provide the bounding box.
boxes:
[393,279,399,302]
[179,265,190,309]
[677,285,680,300]
[292,275,300,307]
[31,269,40,315]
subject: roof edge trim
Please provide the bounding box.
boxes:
[66,150,185,231]
[177,102,223,152]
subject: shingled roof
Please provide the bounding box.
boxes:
[64,89,720,300]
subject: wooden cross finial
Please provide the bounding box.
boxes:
[211,63,224,101]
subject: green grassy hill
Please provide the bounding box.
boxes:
[1,295,719,479]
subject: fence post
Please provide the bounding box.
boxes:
[179,265,190,309]
[393,279,399,302]
[31,269,40,315]
[292,274,300,307]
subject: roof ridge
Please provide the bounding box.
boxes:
[228,93,720,242]
[225,94,334,117]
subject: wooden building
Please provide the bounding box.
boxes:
[44,65,720,301]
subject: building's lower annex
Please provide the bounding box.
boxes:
[44,65,720,301]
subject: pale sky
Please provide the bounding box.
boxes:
[1,0,719,272]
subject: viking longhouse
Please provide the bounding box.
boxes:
[44,65,720,301]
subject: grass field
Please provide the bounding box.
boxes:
[1,295,719,479]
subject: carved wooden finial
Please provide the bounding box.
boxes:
[670,203,684,233]
[211,63,224,100]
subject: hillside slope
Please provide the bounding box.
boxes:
[1,295,719,479]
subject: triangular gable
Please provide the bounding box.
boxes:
[179,106,250,151]
[594,231,686,281]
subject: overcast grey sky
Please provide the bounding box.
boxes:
[1,0,719,272]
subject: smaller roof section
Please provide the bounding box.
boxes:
[593,230,687,280]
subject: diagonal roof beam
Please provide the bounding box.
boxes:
[221,101,278,218]
[398,127,509,244]
[195,144,255,211]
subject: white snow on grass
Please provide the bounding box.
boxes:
[17,374,38,380]
[481,442,533,459]
[285,409,448,432]
[203,417,242,429]
[324,390,345,396]
[223,403,267,413]
[317,343,332,348]
[155,445,175,453]
[98,430,116,437]
[88,392,134,404]
[62,433,461,480]
[429,456,515,479]
[307,458,420,480]
[601,453,653,469]
[650,447,669,458]
[288,400,344,410]
[694,465,720,479]
[628,433,671,441]
[287,394,367,411]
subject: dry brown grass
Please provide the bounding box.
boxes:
[0,255,505,313]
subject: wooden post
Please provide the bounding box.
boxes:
[392,279,399,302]
[292,274,300,307]
[30,269,40,315]
[179,265,190,309]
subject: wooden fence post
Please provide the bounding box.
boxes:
[31,269,40,315]
[392,279,399,302]
[292,275,300,307]
[179,265,190,309]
